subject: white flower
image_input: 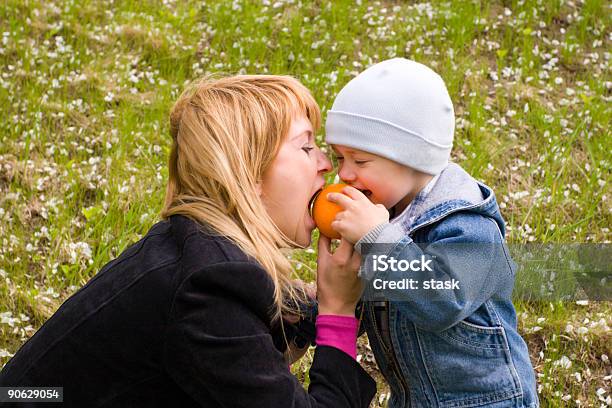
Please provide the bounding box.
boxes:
[553,355,572,369]
[0,312,19,327]
[118,183,129,194]
[576,326,588,335]
[68,242,92,264]
[530,326,542,333]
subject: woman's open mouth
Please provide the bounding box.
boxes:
[308,188,322,216]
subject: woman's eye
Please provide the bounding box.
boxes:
[336,156,344,162]
[302,146,314,154]
[355,160,368,165]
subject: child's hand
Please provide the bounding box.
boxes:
[326,186,389,244]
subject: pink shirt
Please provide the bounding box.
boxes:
[315,314,359,359]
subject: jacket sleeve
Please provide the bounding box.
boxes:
[163,261,376,408]
[359,213,515,332]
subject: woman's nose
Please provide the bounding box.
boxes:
[317,149,332,174]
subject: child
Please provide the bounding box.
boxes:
[324,58,539,408]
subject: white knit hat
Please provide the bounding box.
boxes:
[325,58,455,175]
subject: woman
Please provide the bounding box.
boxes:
[0,75,376,407]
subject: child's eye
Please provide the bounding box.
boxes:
[355,160,369,165]
[335,156,344,161]
[302,146,314,154]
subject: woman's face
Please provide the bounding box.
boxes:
[260,114,332,247]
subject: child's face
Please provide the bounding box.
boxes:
[332,145,420,211]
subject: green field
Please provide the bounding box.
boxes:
[0,0,610,406]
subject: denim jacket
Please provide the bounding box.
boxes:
[356,163,539,408]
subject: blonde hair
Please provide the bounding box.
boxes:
[161,74,320,322]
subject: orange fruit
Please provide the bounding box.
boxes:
[312,183,347,239]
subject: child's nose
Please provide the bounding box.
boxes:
[338,164,356,182]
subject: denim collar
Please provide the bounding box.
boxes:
[391,163,506,237]
[391,172,440,224]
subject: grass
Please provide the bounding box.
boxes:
[0,0,610,406]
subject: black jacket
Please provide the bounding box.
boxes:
[0,215,376,407]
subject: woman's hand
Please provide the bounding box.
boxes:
[316,235,363,316]
[284,338,310,365]
[327,186,389,244]
[283,309,310,364]
[282,280,316,365]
